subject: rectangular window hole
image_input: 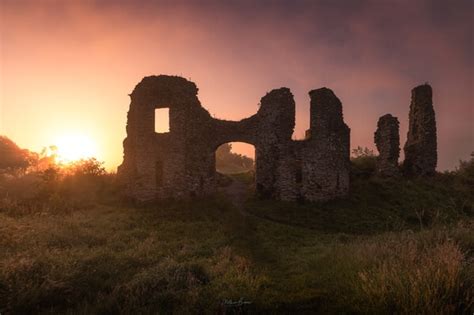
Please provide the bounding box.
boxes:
[155,108,170,133]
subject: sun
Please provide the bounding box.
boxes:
[54,134,98,163]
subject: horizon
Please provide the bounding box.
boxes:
[1,0,472,170]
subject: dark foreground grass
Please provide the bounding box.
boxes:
[0,167,473,314]
[0,199,473,313]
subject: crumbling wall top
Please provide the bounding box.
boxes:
[130,75,199,108]
[309,87,346,132]
[403,83,437,176]
[375,114,400,177]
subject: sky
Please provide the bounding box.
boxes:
[0,0,472,170]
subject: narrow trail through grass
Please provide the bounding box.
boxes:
[219,175,248,211]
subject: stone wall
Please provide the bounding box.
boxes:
[374,114,400,177]
[301,88,350,201]
[118,75,351,203]
[403,84,437,176]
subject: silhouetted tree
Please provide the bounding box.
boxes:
[351,146,377,178]
[351,146,375,158]
[0,136,34,173]
[67,158,106,176]
[216,143,254,174]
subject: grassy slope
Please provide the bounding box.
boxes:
[247,174,473,234]
[0,173,473,314]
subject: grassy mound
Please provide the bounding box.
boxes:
[0,157,473,313]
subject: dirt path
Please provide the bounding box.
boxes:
[219,176,250,212]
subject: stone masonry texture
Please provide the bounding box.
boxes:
[403,84,437,176]
[374,114,400,177]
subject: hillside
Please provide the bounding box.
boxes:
[0,157,473,313]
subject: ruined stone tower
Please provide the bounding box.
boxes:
[118,75,351,203]
[403,84,437,176]
[374,114,400,177]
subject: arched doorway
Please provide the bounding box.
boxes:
[215,142,255,174]
[214,142,255,202]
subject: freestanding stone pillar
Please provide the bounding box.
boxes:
[374,114,400,177]
[403,84,437,176]
[301,88,350,201]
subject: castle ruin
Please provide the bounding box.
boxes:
[118,76,437,203]
[118,75,350,203]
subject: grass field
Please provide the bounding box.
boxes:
[0,160,473,314]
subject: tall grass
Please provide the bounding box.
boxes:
[1,201,472,313]
[352,232,472,314]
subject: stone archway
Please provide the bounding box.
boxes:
[214,142,256,205]
[215,142,255,175]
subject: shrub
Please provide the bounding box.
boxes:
[351,146,377,178]
[450,152,474,197]
[0,158,116,216]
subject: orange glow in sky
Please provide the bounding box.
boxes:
[0,1,472,170]
[54,133,98,163]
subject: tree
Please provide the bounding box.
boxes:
[216,143,254,174]
[67,158,106,176]
[351,146,376,178]
[0,136,33,173]
[351,146,375,158]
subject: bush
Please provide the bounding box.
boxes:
[351,146,377,178]
[449,152,474,197]
[0,158,116,216]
